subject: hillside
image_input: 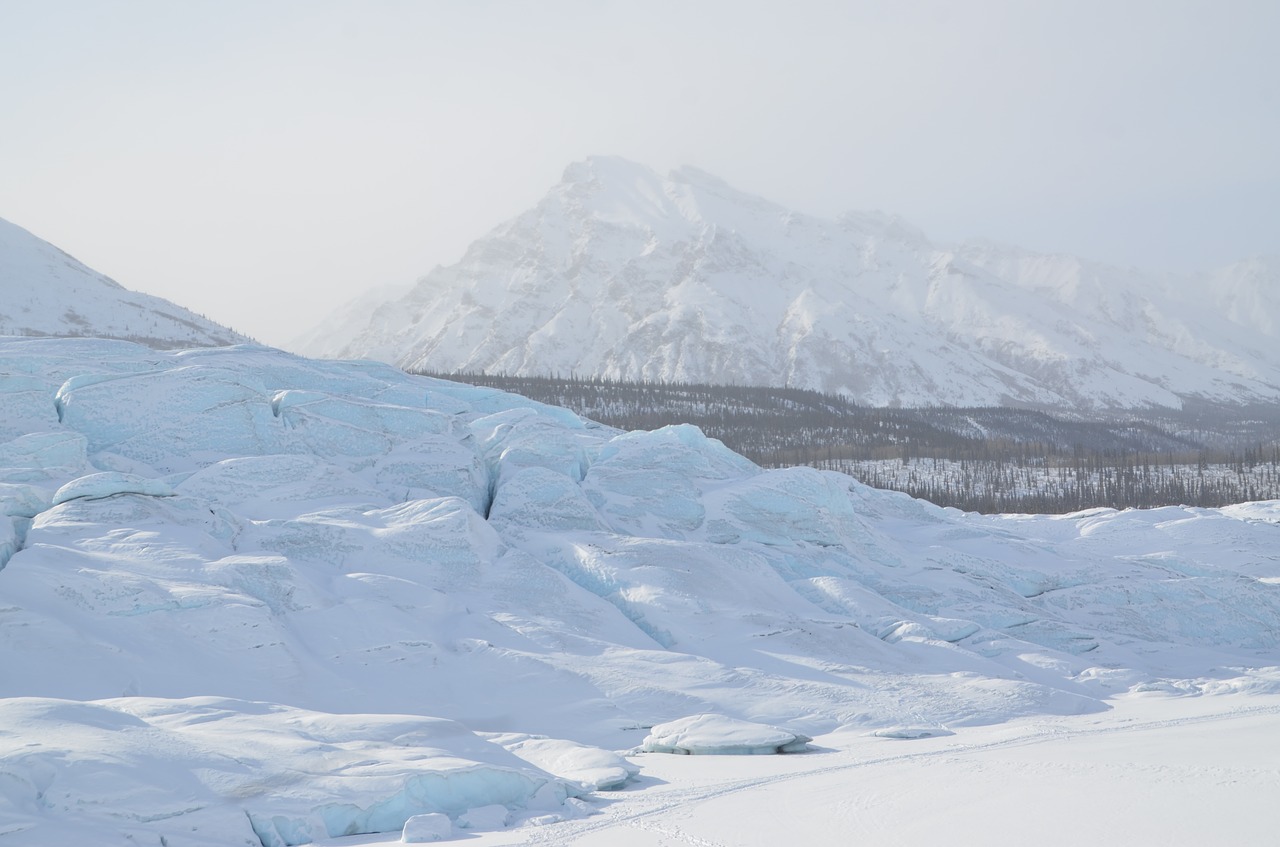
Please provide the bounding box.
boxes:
[428,372,1280,512]
[0,217,249,348]
[303,157,1280,410]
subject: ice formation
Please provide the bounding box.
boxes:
[1,337,1279,844]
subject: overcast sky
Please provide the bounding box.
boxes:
[2,0,1277,346]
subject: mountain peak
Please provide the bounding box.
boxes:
[298,159,1280,410]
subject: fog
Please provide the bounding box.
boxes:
[2,0,1276,345]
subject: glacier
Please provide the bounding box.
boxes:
[1,337,1279,844]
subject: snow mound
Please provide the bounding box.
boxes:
[870,726,955,740]
[51,471,175,504]
[640,714,812,755]
[0,483,48,518]
[0,697,586,847]
[487,732,639,790]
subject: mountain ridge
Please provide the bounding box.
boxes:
[0,216,250,348]
[299,157,1280,410]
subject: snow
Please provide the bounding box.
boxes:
[638,714,812,755]
[0,697,586,847]
[317,693,1280,847]
[485,734,639,790]
[302,157,1280,410]
[0,216,248,348]
[401,813,451,842]
[51,470,176,504]
[1,337,1279,844]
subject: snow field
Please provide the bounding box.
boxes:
[326,692,1280,847]
[1,337,1279,844]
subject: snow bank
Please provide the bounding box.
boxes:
[640,714,812,755]
[487,732,639,790]
[0,697,587,847]
[51,470,175,504]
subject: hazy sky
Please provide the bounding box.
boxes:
[2,0,1277,346]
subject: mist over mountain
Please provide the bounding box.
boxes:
[0,217,249,348]
[303,157,1279,410]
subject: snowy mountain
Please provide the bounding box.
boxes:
[287,280,412,358]
[3,337,1279,844]
[0,217,249,348]
[305,157,1280,410]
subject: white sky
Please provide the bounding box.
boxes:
[2,0,1277,346]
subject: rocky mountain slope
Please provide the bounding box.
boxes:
[304,157,1279,410]
[0,216,249,348]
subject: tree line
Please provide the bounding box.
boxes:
[424,371,1280,513]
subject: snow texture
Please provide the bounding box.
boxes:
[1,338,1279,845]
[400,813,452,842]
[486,733,639,790]
[639,714,812,755]
[0,216,249,348]
[0,697,583,846]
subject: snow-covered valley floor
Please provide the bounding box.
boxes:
[328,691,1280,847]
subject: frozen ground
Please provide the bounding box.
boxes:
[2,338,1278,844]
[367,691,1277,847]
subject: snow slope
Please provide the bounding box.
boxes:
[0,217,249,348]
[2,338,1279,844]
[437,693,1280,847]
[307,157,1280,409]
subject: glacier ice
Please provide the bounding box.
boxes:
[401,812,452,842]
[0,697,586,847]
[51,470,176,504]
[2,338,1280,845]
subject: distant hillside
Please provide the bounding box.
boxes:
[0,217,250,348]
[309,156,1280,410]
[429,372,1280,512]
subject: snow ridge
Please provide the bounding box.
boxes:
[308,156,1280,410]
[0,217,250,348]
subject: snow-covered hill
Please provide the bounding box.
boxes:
[2,338,1279,844]
[305,157,1280,409]
[0,217,249,348]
